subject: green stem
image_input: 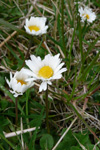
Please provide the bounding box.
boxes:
[26,93,28,116]
[61,0,66,56]
[45,85,49,133]
[21,35,33,68]
[15,98,18,125]
[26,90,32,137]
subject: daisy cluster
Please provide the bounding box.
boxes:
[6,4,96,97]
[6,53,67,97]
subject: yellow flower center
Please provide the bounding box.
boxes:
[28,25,40,32]
[17,80,27,85]
[82,13,90,20]
[38,66,53,79]
[85,14,89,19]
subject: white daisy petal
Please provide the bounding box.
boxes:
[30,55,42,68]
[56,68,67,75]
[47,81,52,85]
[54,62,65,74]
[22,68,37,78]
[39,82,47,92]
[5,78,10,87]
[25,19,29,26]
[14,93,19,97]
[25,60,35,71]
[10,72,12,79]
[52,74,62,80]
[25,78,35,82]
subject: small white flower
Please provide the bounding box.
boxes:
[6,68,34,97]
[24,16,48,35]
[79,7,96,23]
[24,54,67,92]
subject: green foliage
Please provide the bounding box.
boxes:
[56,130,77,150]
[93,92,100,102]
[57,130,99,150]
[40,134,54,150]
[70,146,81,150]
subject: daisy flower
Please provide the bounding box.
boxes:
[79,6,96,23]
[24,16,48,35]
[6,68,34,97]
[24,54,67,92]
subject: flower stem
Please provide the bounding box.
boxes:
[45,85,49,133]
[61,0,66,56]
[15,98,18,125]
[21,35,33,68]
[26,90,31,136]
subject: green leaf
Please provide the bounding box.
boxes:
[73,131,91,146]
[0,18,20,32]
[29,108,44,149]
[40,134,54,150]
[92,92,100,102]
[86,144,99,150]
[47,35,62,47]
[68,28,75,70]
[0,76,5,85]
[0,99,8,110]
[56,130,77,150]
[79,52,100,81]
[0,117,9,127]
[0,133,15,149]
[84,36,100,60]
[65,2,73,26]
[70,146,81,150]
[0,83,25,115]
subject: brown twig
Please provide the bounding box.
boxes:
[0,31,17,48]
[89,85,100,96]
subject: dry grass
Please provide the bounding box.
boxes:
[0,0,100,149]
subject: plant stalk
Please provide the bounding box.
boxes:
[61,0,66,56]
[15,98,18,125]
[21,35,33,68]
[45,85,49,133]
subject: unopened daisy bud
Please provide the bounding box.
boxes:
[24,54,67,92]
[79,6,96,23]
[6,68,34,97]
[24,16,48,36]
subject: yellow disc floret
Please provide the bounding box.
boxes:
[38,66,53,79]
[28,25,40,32]
[17,80,27,85]
[85,14,90,19]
